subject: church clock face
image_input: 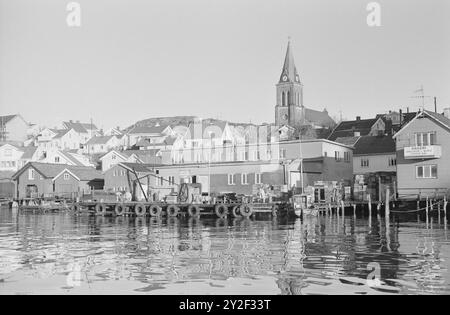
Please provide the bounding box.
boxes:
[282,75,288,82]
[295,75,300,82]
[282,114,288,121]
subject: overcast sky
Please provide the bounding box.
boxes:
[1,0,449,130]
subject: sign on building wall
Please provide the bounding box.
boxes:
[404,146,442,159]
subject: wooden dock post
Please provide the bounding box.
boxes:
[444,196,448,227]
[426,197,429,228]
[353,204,356,219]
[341,200,345,218]
[438,200,441,225]
[385,188,390,223]
[368,195,372,217]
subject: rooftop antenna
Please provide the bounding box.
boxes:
[410,85,432,111]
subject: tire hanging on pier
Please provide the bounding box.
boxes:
[71,204,81,213]
[240,205,253,218]
[271,204,279,217]
[231,205,241,218]
[95,203,107,215]
[188,205,201,217]
[215,204,228,219]
[167,205,180,217]
[134,204,146,216]
[115,204,127,216]
[149,205,162,217]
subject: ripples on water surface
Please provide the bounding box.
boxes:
[0,207,449,295]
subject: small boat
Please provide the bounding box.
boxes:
[293,193,319,217]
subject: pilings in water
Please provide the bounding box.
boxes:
[444,196,448,229]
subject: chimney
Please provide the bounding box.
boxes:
[69,120,73,123]
[407,107,410,113]
[399,109,403,126]
[356,116,361,121]
[444,108,450,119]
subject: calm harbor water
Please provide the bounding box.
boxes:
[0,207,449,295]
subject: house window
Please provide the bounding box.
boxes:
[280,149,287,159]
[55,157,60,163]
[28,169,35,180]
[241,173,248,185]
[344,152,351,163]
[335,151,341,162]
[228,174,235,185]
[361,158,370,168]
[416,165,438,179]
[168,176,175,185]
[415,132,437,146]
[255,173,262,185]
[64,173,70,180]
[112,155,116,160]
[388,157,397,166]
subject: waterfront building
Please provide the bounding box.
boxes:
[104,138,353,198]
[350,135,397,202]
[12,162,103,199]
[393,110,450,199]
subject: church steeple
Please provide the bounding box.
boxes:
[279,39,301,84]
[275,39,304,127]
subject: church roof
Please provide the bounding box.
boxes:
[303,108,336,128]
[279,40,300,84]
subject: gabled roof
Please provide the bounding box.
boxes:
[0,171,15,180]
[63,121,98,133]
[334,136,360,146]
[53,167,103,182]
[21,146,38,160]
[122,149,161,164]
[328,117,380,141]
[304,108,336,128]
[116,163,157,174]
[53,129,72,139]
[0,143,21,150]
[354,135,396,155]
[128,125,170,135]
[0,115,19,125]
[86,136,116,145]
[12,162,101,180]
[186,120,228,139]
[393,110,450,138]
[58,151,88,166]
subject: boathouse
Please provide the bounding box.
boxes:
[12,162,104,199]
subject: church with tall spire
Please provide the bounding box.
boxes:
[275,40,335,130]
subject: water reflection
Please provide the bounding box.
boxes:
[0,208,449,295]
